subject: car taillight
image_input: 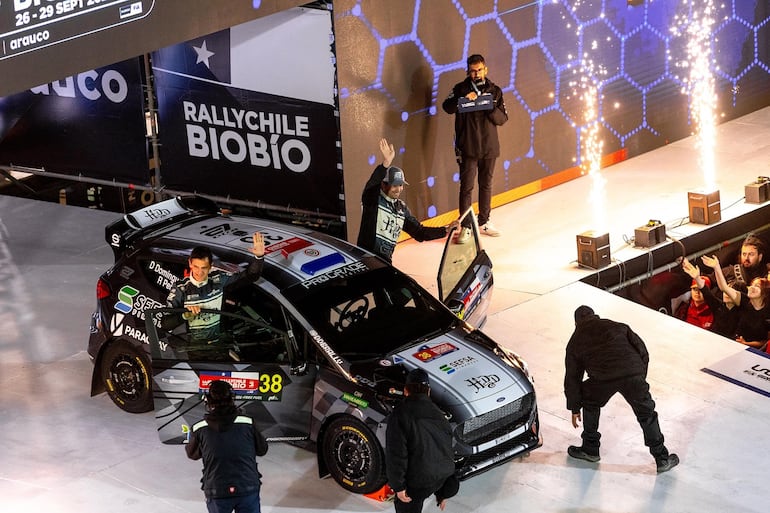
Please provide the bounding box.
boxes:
[96,278,111,300]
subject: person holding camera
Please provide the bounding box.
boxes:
[186,380,269,513]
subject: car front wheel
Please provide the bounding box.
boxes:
[321,416,386,494]
[100,339,153,413]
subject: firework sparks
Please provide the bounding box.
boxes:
[564,1,610,232]
[672,1,719,190]
[569,44,607,231]
[582,82,607,230]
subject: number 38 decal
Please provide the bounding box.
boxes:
[203,372,285,402]
[259,373,283,394]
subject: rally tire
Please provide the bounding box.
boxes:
[321,416,386,494]
[101,339,153,413]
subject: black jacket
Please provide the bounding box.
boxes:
[702,285,741,338]
[713,262,770,289]
[385,393,455,493]
[356,165,446,263]
[564,314,649,413]
[186,407,268,499]
[442,77,508,159]
[733,292,770,342]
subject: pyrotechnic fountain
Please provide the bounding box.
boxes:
[675,0,722,224]
[574,36,610,269]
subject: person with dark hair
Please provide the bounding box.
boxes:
[357,138,458,263]
[386,368,459,512]
[702,254,770,350]
[442,53,508,243]
[165,233,265,341]
[674,275,714,330]
[186,379,269,513]
[682,257,746,339]
[564,305,679,473]
[715,234,770,288]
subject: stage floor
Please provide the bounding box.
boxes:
[1,108,769,513]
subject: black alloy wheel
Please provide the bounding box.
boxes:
[321,416,386,494]
[101,339,153,413]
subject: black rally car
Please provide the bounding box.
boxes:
[87,196,540,493]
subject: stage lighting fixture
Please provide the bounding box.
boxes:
[745,176,770,204]
[576,230,610,269]
[687,190,721,225]
[627,0,644,5]
[634,220,666,247]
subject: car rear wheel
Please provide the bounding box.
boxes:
[321,416,386,494]
[101,339,153,413]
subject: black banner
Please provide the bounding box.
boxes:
[152,9,343,218]
[0,57,148,184]
[0,0,308,97]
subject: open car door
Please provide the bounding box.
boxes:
[437,208,494,328]
[145,296,317,445]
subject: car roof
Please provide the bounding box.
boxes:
[167,215,377,290]
[111,196,381,292]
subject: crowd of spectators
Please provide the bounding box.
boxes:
[675,234,770,354]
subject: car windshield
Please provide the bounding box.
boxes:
[284,265,458,359]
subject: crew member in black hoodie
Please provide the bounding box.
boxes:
[564,305,679,473]
[386,368,459,512]
[186,380,268,513]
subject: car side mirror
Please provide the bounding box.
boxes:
[446,298,465,318]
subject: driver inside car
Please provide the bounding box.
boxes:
[162,234,265,352]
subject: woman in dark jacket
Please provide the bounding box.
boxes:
[702,255,770,350]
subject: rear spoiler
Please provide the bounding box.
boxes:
[105,196,220,261]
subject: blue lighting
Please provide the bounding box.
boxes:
[343,0,770,218]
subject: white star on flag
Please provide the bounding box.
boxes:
[193,41,215,68]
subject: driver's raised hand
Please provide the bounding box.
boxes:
[379,138,395,168]
[252,232,265,257]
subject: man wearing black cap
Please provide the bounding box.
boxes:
[386,368,459,512]
[357,138,459,264]
[564,306,679,473]
[186,380,269,513]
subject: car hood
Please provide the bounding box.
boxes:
[390,329,531,418]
